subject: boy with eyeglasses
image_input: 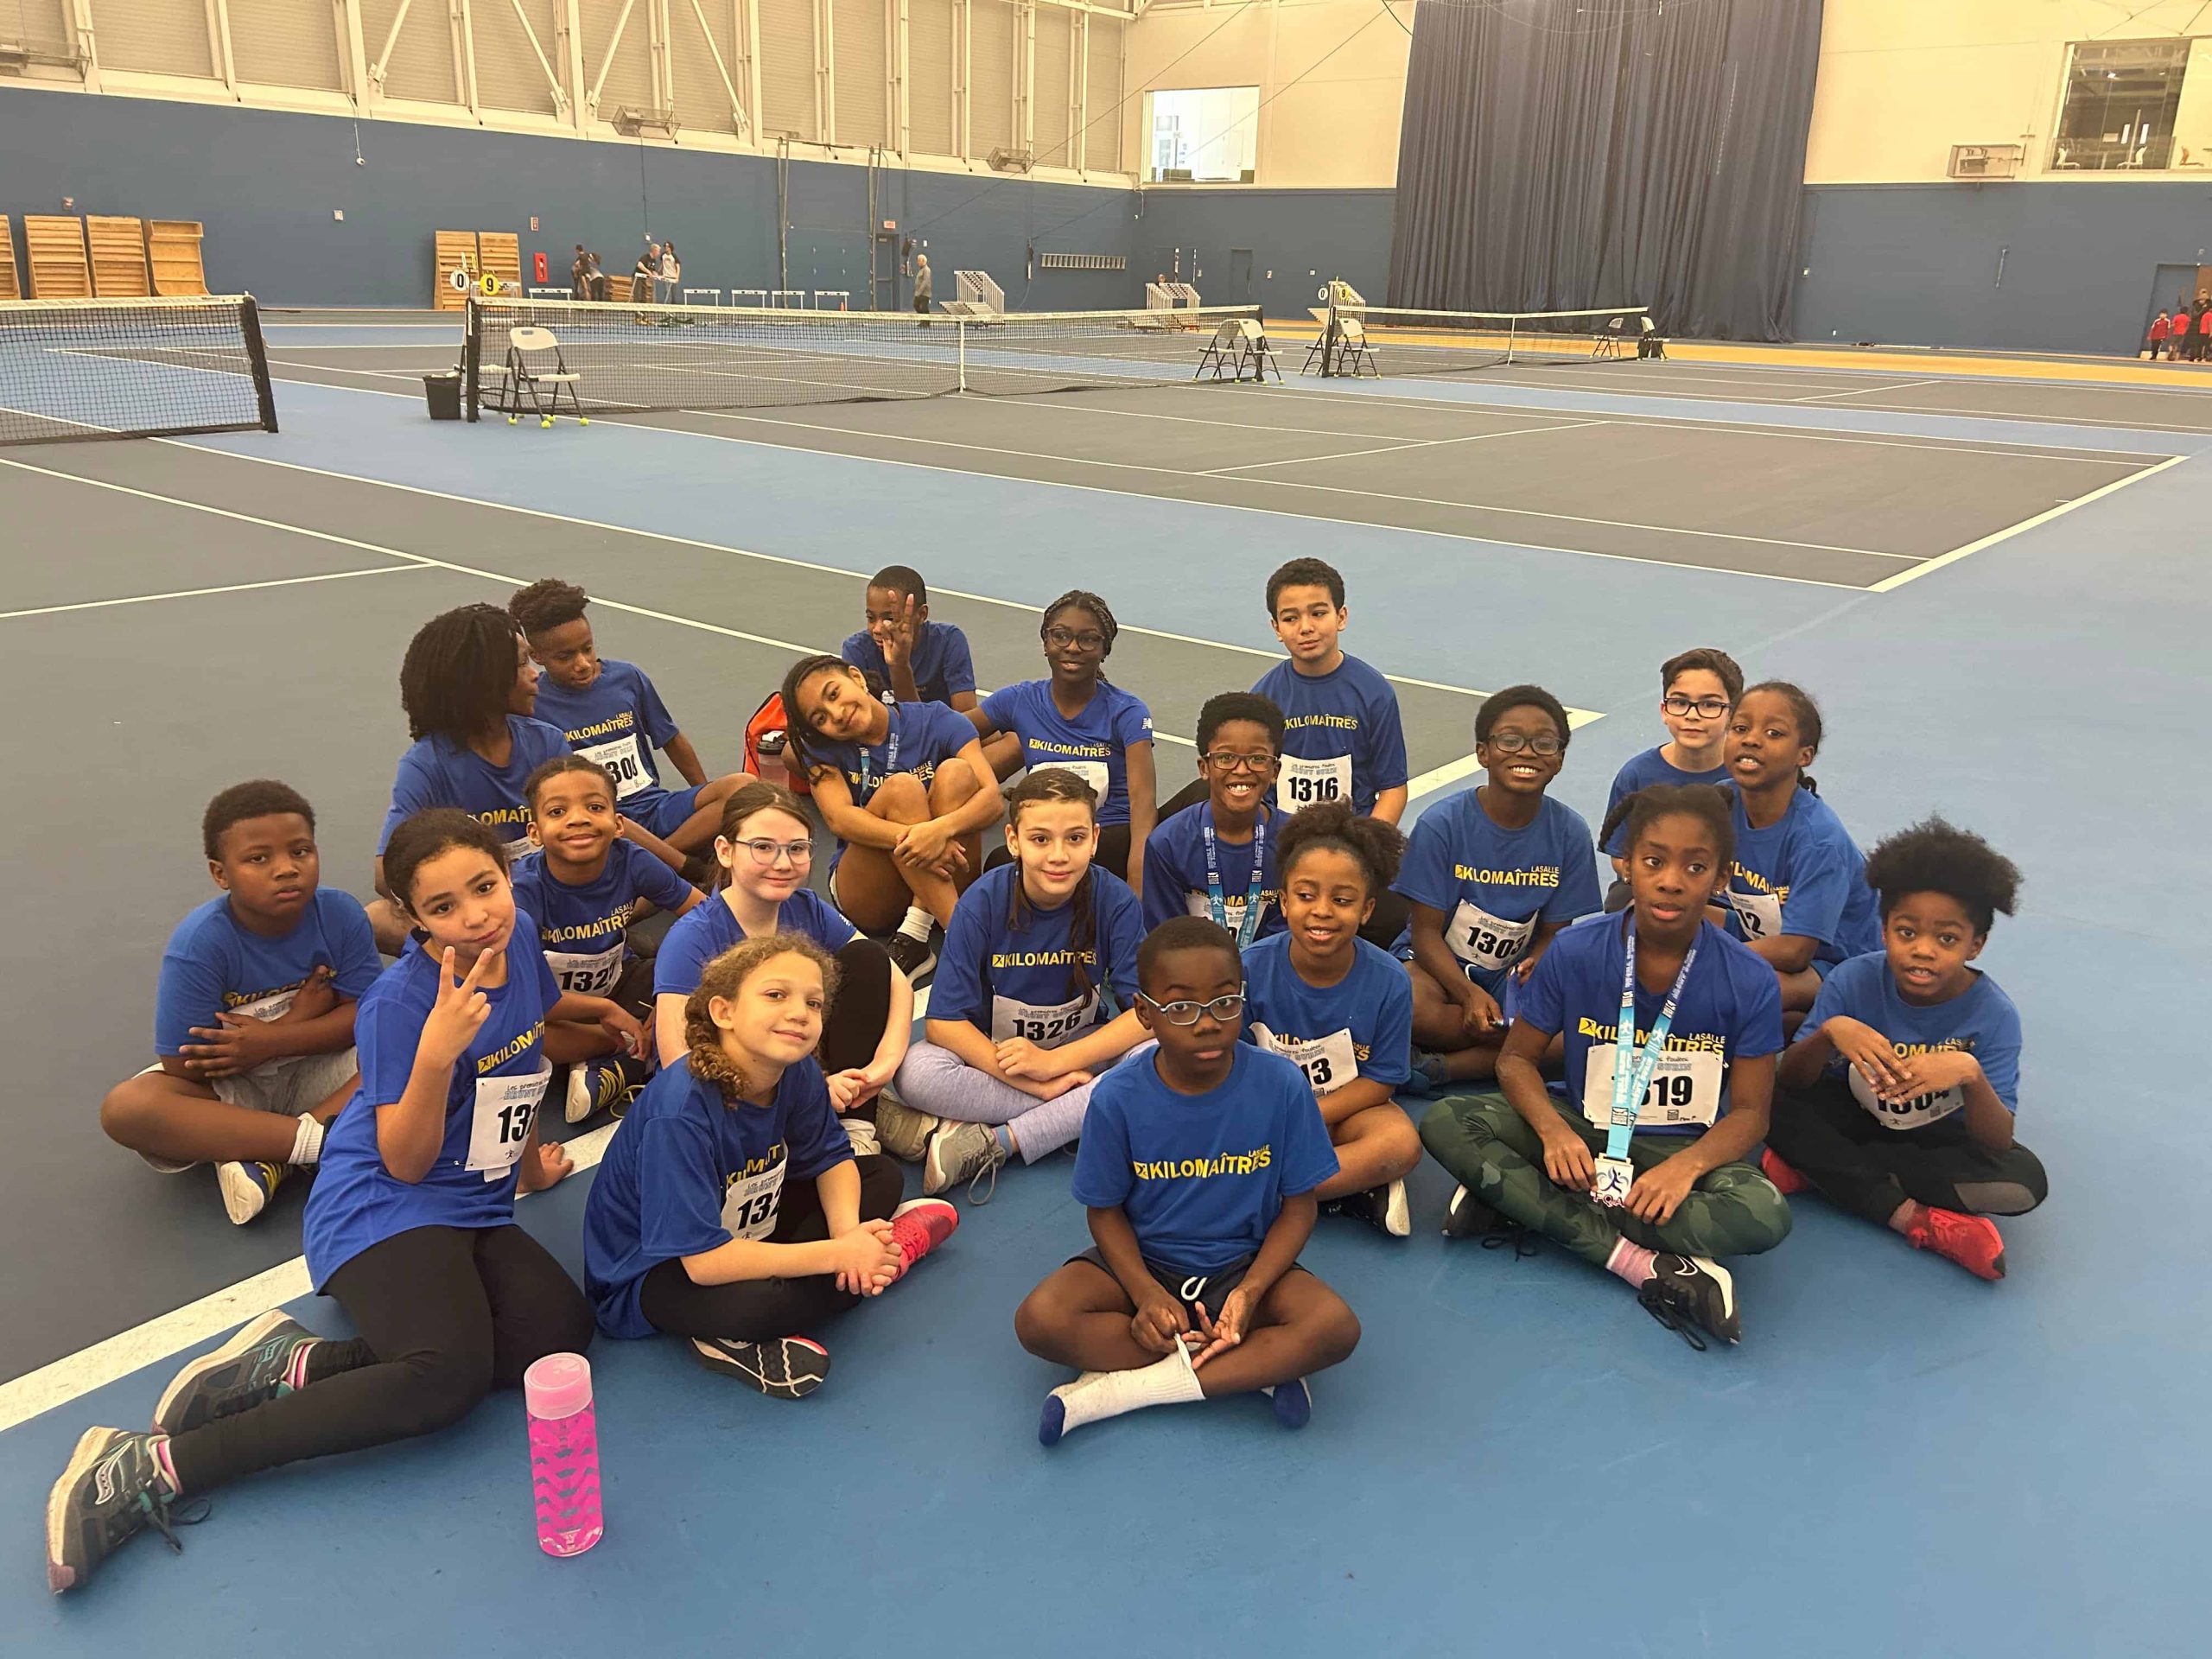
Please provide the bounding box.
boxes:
[1141,693,1287,941]
[1014,915,1358,1444]
[1391,685,1603,1084]
[1601,648,1743,856]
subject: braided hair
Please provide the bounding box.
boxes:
[399,604,528,744]
[683,933,842,1101]
[1040,589,1119,676]
[1738,680,1823,794]
[1001,767,1105,1005]
[1596,784,1738,877]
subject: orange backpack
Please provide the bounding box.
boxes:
[744,691,811,795]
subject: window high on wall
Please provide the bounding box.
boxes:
[2052,40,2190,172]
[1144,87,1259,182]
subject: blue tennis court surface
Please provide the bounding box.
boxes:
[2,330,2204,1656]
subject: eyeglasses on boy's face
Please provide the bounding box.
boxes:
[734,837,814,866]
[1139,990,1247,1026]
[1662,694,1732,720]
[1483,731,1562,757]
[1203,751,1277,773]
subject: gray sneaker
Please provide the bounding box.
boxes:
[924,1121,1009,1202]
[872,1088,940,1164]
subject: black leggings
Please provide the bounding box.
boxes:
[1766,1075,2048,1226]
[636,1154,904,1340]
[166,1224,594,1495]
[983,822,1135,887]
[823,938,894,1075]
[1154,779,1408,947]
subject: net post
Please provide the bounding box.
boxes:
[1504,314,1519,367]
[461,296,481,423]
[238,295,279,434]
[1322,289,1342,377]
[957,315,967,393]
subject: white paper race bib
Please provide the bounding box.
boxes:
[227,987,298,1023]
[990,991,1096,1047]
[1185,889,1265,938]
[1728,887,1784,942]
[1581,1043,1725,1129]
[1255,1023,1361,1096]
[1446,899,1535,972]
[576,735,652,800]
[1848,1065,1964,1130]
[467,1064,551,1178]
[502,835,537,865]
[720,1157,788,1240]
[1033,757,1109,800]
[1276,753,1352,812]
[544,944,624,998]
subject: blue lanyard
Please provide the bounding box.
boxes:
[1201,810,1268,950]
[856,709,900,800]
[1605,915,1699,1160]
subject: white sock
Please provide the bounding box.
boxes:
[897,905,934,944]
[1049,1348,1205,1436]
[289,1114,326,1167]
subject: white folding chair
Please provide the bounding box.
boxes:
[493,324,587,427]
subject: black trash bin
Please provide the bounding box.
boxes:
[423,371,462,421]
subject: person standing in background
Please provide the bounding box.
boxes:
[659,241,681,306]
[586,252,607,302]
[571,245,590,301]
[2188,291,2209,361]
[2147,309,2171,359]
[913,254,932,326]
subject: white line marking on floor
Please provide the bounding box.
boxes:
[988,392,1600,444]
[1789,378,1947,404]
[0,564,424,621]
[1197,421,1608,475]
[1868,453,2190,593]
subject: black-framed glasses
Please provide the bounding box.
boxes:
[1662,694,1731,720]
[1043,626,1107,652]
[1139,989,1246,1026]
[1203,751,1277,773]
[733,837,813,866]
[1485,731,1562,757]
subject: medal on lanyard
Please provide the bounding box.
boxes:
[1202,811,1268,950]
[1592,914,1699,1207]
[857,711,901,800]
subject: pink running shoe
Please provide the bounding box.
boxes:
[1905,1207,2006,1281]
[885,1198,959,1282]
[1759,1147,1808,1195]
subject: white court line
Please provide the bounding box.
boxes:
[1868,451,2190,593]
[1196,421,1608,476]
[0,564,424,621]
[990,392,1602,445]
[1790,378,1947,404]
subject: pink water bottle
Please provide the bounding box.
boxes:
[524,1352,604,1557]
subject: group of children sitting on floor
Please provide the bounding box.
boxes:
[48,557,2049,1595]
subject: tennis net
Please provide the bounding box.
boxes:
[1317,302,1652,378]
[461,296,1266,418]
[0,296,278,446]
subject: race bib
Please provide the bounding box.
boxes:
[1581,1043,1725,1129]
[576,735,652,801]
[1728,887,1784,942]
[544,944,624,998]
[1036,758,1109,801]
[467,1064,551,1179]
[503,834,537,866]
[228,987,298,1023]
[720,1156,788,1241]
[1446,899,1535,973]
[1185,889,1265,938]
[1276,753,1351,812]
[990,991,1096,1047]
[1255,1023,1361,1096]
[1848,1065,1964,1130]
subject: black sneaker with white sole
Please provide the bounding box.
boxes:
[1440,1183,1500,1239]
[688,1335,833,1399]
[45,1427,205,1594]
[1325,1180,1410,1237]
[153,1309,319,1437]
[884,931,935,981]
[1638,1253,1740,1348]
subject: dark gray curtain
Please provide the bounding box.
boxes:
[1387,0,1823,340]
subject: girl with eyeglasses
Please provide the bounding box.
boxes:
[966,590,1156,893]
[1391,685,1603,1086]
[880,769,1148,1200]
[1141,693,1287,942]
[1601,647,1742,856]
[652,783,912,1147]
[1014,915,1357,1445]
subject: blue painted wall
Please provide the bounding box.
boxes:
[1128,187,1395,318]
[1794,181,2212,356]
[0,84,1138,311]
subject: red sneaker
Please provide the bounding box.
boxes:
[1904,1207,2006,1281]
[885,1198,959,1282]
[1759,1147,1808,1195]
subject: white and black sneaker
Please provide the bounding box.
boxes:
[1440,1184,1500,1240]
[1638,1254,1739,1348]
[688,1335,832,1399]
[885,931,935,981]
[1326,1180,1411,1238]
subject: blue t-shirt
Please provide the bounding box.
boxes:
[377,716,570,859]
[152,889,383,1058]
[929,862,1143,1044]
[302,922,564,1285]
[652,888,859,1001]
[1141,803,1285,941]
[1602,746,1732,855]
[841,621,978,709]
[511,841,696,997]
[1239,931,1413,1093]
[582,1055,853,1339]
[1249,653,1408,816]
[1072,1044,1338,1272]
[1725,787,1882,967]
[978,678,1153,826]
[1800,951,2023,1128]
[531,660,683,823]
[1392,789,1603,995]
[1516,913,1784,1137]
